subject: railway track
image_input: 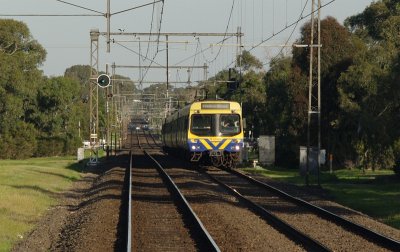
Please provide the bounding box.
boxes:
[204,166,400,251]
[130,131,220,251]
[130,131,400,251]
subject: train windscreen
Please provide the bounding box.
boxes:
[191,114,241,137]
[190,114,215,136]
[219,114,241,136]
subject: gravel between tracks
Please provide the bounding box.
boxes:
[209,169,397,251]
[154,153,306,251]
[245,171,400,243]
[131,148,198,251]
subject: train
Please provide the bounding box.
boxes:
[162,100,244,168]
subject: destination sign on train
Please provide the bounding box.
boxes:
[201,103,230,110]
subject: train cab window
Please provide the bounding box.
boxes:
[220,114,240,136]
[191,114,214,136]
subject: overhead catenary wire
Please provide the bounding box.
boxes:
[139,0,165,84]
[251,0,335,52]
[205,0,236,65]
[264,0,310,66]
[1,0,160,17]
[174,35,234,66]
[112,0,163,16]
[192,38,201,69]
[224,0,336,69]
[110,38,163,67]
[155,0,165,52]
[0,14,102,17]
[143,0,157,61]
[55,0,103,15]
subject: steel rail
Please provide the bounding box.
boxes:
[144,151,220,252]
[143,130,153,148]
[127,151,133,252]
[202,170,330,251]
[148,130,162,148]
[229,168,400,251]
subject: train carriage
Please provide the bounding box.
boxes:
[162,100,244,168]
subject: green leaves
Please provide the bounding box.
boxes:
[0,19,86,158]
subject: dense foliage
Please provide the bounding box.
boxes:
[205,0,400,171]
[0,19,87,158]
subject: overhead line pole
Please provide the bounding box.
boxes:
[317,0,322,187]
[89,29,100,165]
[306,0,322,186]
[166,34,169,99]
[107,0,111,52]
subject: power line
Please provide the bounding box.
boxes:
[224,0,336,69]
[205,0,236,64]
[0,14,102,17]
[139,0,165,84]
[144,0,157,61]
[55,0,103,15]
[112,0,163,16]
[111,39,163,67]
[250,0,335,53]
[155,0,165,52]
[263,0,310,66]
[174,35,234,66]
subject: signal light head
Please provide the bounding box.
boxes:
[97,74,111,88]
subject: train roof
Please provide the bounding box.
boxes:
[164,100,241,124]
[190,100,241,110]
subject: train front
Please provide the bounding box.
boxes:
[187,101,244,168]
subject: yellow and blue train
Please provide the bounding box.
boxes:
[162,100,244,168]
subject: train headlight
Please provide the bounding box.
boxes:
[191,145,201,150]
[231,145,241,151]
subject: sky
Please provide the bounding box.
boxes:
[0,0,375,89]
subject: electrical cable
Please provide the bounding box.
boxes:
[144,0,157,61]
[204,0,236,64]
[192,38,200,68]
[112,0,163,16]
[174,35,234,66]
[110,38,163,67]
[197,38,209,63]
[263,0,310,66]
[55,0,103,15]
[0,14,102,17]
[155,0,165,53]
[139,0,165,84]
[223,0,336,69]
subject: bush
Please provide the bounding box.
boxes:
[35,136,65,157]
[394,159,400,178]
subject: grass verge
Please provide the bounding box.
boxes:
[242,165,400,230]
[0,157,82,251]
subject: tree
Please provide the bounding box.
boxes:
[33,77,84,156]
[238,50,263,72]
[263,56,301,166]
[0,19,46,158]
[338,0,400,169]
